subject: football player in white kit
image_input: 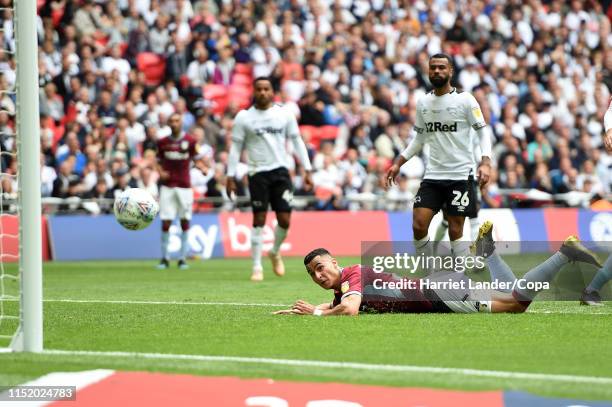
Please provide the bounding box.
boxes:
[227,77,313,281]
[386,53,492,260]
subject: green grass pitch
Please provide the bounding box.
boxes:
[0,256,611,401]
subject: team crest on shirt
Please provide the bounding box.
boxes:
[181,141,189,150]
[341,281,350,294]
[446,107,459,115]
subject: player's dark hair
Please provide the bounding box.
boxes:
[304,248,331,267]
[429,53,454,68]
[253,76,273,88]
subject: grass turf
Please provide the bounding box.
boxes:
[0,256,611,401]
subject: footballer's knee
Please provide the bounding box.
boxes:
[180,219,190,231]
[253,212,267,227]
[162,220,172,232]
[276,212,290,229]
[412,220,429,239]
[447,218,465,240]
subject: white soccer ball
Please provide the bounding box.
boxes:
[113,188,159,231]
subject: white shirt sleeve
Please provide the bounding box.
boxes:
[413,99,426,135]
[475,125,492,158]
[400,131,426,161]
[400,102,426,161]
[287,112,313,171]
[465,93,487,130]
[227,112,246,177]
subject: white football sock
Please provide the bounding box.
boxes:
[161,232,169,260]
[271,226,288,255]
[180,231,189,261]
[252,226,263,269]
[470,217,480,242]
[434,220,448,242]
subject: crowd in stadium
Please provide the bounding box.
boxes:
[0,0,611,212]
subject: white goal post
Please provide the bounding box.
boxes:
[10,0,42,352]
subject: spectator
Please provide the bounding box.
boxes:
[17,0,611,212]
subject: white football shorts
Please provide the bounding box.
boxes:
[159,186,194,221]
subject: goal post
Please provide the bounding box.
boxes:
[11,0,42,352]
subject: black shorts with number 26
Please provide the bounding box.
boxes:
[248,167,293,213]
[414,176,477,217]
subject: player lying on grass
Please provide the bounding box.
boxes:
[274,224,602,316]
[583,96,612,305]
[581,253,612,306]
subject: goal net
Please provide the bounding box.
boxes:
[0,0,42,352]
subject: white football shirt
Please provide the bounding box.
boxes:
[229,104,312,176]
[414,88,486,180]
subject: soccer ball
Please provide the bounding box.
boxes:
[113,188,159,231]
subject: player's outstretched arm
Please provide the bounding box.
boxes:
[477,156,491,187]
[475,126,492,186]
[227,116,246,198]
[274,296,361,316]
[386,132,424,188]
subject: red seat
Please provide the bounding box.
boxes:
[51,8,65,27]
[234,63,252,76]
[137,53,166,86]
[203,84,227,99]
[318,125,339,141]
[210,95,229,116]
[95,35,110,48]
[231,73,252,87]
[118,42,128,57]
[228,84,252,99]
[299,125,321,149]
[52,125,65,147]
[61,103,77,126]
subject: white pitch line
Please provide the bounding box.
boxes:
[528,310,610,315]
[43,349,612,386]
[3,298,611,314]
[43,299,289,307]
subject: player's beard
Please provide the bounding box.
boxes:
[430,74,449,88]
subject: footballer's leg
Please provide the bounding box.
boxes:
[157,185,176,270]
[251,211,266,281]
[268,168,293,277]
[444,179,473,260]
[178,219,190,270]
[505,236,602,312]
[177,187,194,270]
[248,171,271,281]
[158,220,171,270]
[413,180,444,259]
[433,212,449,255]
[412,182,437,263]
[473,221,516,291]
[581,254,612,306]
[269,212,289,276]
[447,215,469,259]
[469,178,481,242]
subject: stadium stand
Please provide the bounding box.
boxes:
[0,0,610,213]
